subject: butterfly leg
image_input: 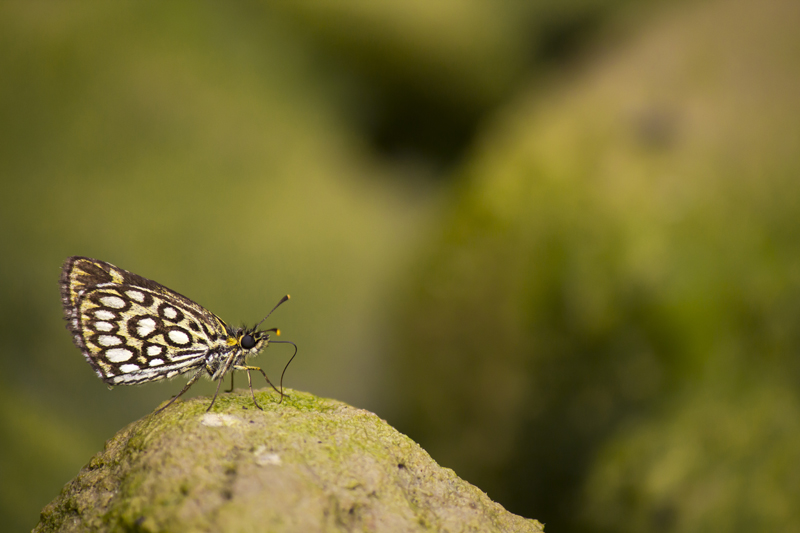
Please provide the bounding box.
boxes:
[233,365,283,408]
[246,367,261,410]
[207,372,227,412]
[226,372,235,393]
[207,352,238,411]
[155,366,204,414]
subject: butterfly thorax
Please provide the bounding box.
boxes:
[206,325,270,380]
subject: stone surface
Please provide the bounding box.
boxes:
[34,389,542,533]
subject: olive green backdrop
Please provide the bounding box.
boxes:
[2,1,799,532]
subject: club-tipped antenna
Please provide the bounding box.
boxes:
[254,294,290,330]
[270,340,298,404]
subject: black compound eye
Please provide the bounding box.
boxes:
[241,334,256,349]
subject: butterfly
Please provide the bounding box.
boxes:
[60,256,296,412]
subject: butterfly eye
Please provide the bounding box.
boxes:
[241,334,256,349]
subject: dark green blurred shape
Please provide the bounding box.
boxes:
[271,0,635,166]
[390,0,800,531]
[580,379,800,531]
[0,0,700,530]
[0,1,434,529]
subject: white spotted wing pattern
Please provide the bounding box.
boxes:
[60,256,294,412]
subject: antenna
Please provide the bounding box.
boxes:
[254,294,290,330]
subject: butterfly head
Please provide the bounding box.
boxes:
[230,294,291,357]
[228,327,277,356]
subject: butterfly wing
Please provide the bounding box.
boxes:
[61,256,231,385]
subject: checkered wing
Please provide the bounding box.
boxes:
[60,256,231,385]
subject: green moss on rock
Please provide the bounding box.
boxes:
[34,389,542,533]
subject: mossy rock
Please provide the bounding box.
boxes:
[580,380,800,531]
[390,0,800,528]
[34,389,542,533]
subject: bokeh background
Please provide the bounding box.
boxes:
[2,0,800,531]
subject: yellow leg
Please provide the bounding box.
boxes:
[233,365,283,409]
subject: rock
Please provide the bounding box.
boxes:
[389,0,800,527]
[34,389,542,533]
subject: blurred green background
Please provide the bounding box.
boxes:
[2,0,800,531]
